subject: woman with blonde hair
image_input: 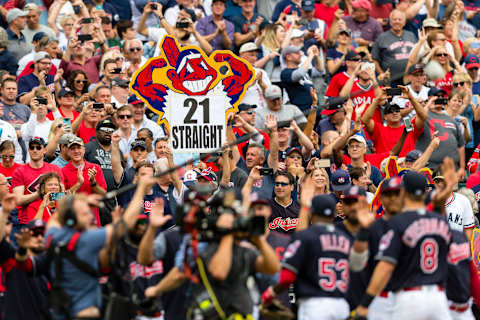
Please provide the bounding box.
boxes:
[260,23,292,83]
[308,167,330,195]
[423,45,462,95]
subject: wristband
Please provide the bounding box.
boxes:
[17,246,27,256]
[356,228,370,242]
[359,293,375,308]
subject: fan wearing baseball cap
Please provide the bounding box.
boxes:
[255,85,307,131]
[361,86,427,155]
[11,137,64,226]
[343,0,383,47]
[61,136,107,226]
[280,41,323,112]
[345,135,383,186]
[325,51,361,97]
[316,97,352,138]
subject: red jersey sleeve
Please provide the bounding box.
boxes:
[10,165,24,190]
[325,75,341,97]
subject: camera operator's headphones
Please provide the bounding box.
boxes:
[64,195,76,228]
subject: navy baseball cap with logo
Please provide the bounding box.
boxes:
[130,139,147,150]
[402,171,427,196]
[321,97,345,116]
[302,0,315,11]
[29,136,45,147]
[238,103,257,112]
[465,54,480,69]
[197,168,217,182]
[380,177,403,193]
[405,150,422,163]
[428,87,447,97]
[311,194,337,217]
[331,169,351,191]
[96,118,116,130]
[27,219,46,230]
[58,87,75,98]
[343,185,366,199]
[128,95,144,105]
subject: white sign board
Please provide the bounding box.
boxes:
[167,91,229,153]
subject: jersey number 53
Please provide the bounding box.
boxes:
[318,258,349,292]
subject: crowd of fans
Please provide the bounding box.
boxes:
[2,0,480,319]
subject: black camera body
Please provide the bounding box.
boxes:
[175,189,265,241]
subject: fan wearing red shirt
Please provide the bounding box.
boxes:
[361,86,427,156]
[0,140,22,189]
[46,87,80,121]
[314,0,339,27]
[11,137,64,225]
[24,172,63,223]
[325,50,361,98]
[340,62,382,122]
[72,102,100,144]
[61,137,107,226]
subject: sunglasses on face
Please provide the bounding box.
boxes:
[453,81,465,87]
[245,111,254,115]
[274,182,290,187]
[129,47,142,52]
[136,219,148,225]
[385,109,400,114]
[348,58,361,62]
[435,53,448,57]
[31,227,45,237]
[75,80,88,84]
[99,127,115,133]
[470,67,479,71]
[118,114,132,119]
[29,145,42,151]
[1,155,14,160]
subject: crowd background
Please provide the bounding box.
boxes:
[2,0,480,319]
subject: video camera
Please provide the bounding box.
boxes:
[175,188,266,241]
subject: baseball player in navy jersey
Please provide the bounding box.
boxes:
[446,229,474,320]
[333,185,373,310]
[354,171,453,320]
[353,177,404,320]
[261,194,367,320]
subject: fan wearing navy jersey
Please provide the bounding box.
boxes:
[355,171,453,320]
[249,192,293,310]
[334,185,372,310]
[261,194,366,320]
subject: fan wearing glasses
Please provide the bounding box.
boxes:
[114,105,136,158]
[0,140,21,187]
[269,171,300,234]
[361,86,427,155]
[123,39,146,77]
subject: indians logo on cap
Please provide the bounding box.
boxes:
[337,177,346,184]
[130,35,255,131]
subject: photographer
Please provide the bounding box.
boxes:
[144,205,281,319]
[45,175,160,319]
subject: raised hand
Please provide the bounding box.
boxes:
[265,114,278,131]
[149,198,172,228]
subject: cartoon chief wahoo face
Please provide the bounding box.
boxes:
[164,41,217,95]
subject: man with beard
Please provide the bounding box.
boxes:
[0,208,50,320]
[84,119,124,225]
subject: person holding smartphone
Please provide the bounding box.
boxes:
[24,172,63,223]
[21,94,53,145]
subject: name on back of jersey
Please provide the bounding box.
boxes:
[402,218,451,247]
[320,234,351,255]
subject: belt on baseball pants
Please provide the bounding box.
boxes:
[403,285,444,292]
[449,303,470,313]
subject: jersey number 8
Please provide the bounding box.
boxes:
[420,238,438,274]
[318,258,349,293]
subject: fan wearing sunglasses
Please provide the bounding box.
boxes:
[326,50,361,98]
[0,140,21,187]
[269,171,300,234]
[124,39,146,78]
[12,137,64,227]
[66,70,90,102]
